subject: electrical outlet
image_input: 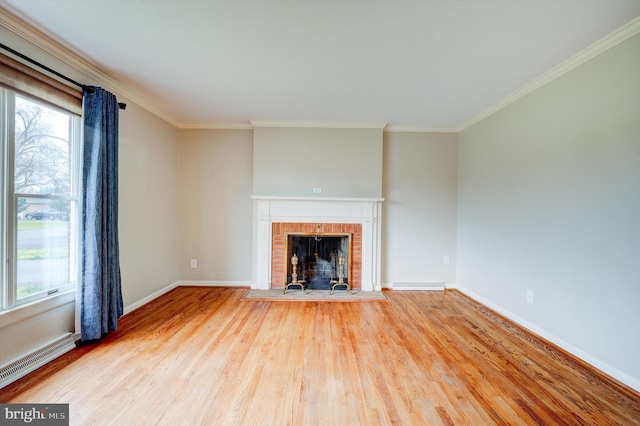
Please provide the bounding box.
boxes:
[190,259,197,269]
[526,289,534,304]
[443,255,450,265]
[313,187,322,194]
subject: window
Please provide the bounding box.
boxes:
[1,88,81,310]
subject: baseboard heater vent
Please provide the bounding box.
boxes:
[392,281,445,291]
[0,333,76,389]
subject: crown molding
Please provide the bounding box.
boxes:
[0,6,181,128]
[459,16,640,131]
[181,122,462,133]
[383,126,459,133]
[178,122,460,132]
[250,120,388,129]
[5,5,637,134]
[178,121,254,130]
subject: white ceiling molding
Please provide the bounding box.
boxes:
[181,122,460,133]
[0,7,181,127]
[383,126,459,133]
[249,120,388,129]
[459,16,640,131]
[179,122,254,130]
[4,5,638,133]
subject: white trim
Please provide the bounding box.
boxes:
[123,281,252,315]
[250,120,387,129]
[180,122,460,133]
[455,285,640,393]
[253,197,383,292]
[178,122,462,132]
[3,7,639,134]
[392,281,445,291]
[384,126,459,133]
[178,122,254,130]
[0,290,75,328]
[251,195,384,202]
[459,16,640,130]
[123,281,179,315]
[0,7,181,127]
[178,280,252,288]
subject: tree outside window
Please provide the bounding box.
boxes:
[13,95,78,301]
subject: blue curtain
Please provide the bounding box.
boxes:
[81,86,123,341]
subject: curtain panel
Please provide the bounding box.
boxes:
[81,86,123,341]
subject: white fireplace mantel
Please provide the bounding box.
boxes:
[252,196,384,291]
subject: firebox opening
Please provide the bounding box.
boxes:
[286,233,350,290]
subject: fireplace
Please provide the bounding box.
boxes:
[252,196,383,291]
[287,233,350,289]
[273,223,361,290]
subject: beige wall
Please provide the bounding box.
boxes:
[1,99,181,368]
[0,25,182,368]
[179,128,459,289]
[382,132,458,286]
[118,101,181,307]
[458,33,640,388]
[180,128,460,290]
[179,129,254,283]
[253,127,383,197]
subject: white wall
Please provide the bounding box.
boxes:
[457,33,640,389]
[179,129,254,284]
[253,127,383,197]
[382,132,458,286]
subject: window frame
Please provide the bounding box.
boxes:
[0,87,81,312]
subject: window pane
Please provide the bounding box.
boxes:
[17,198,73,299]
[14,96,71,196]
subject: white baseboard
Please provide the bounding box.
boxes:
[382,282,455,290]
[123,281,179,315]
[124,281,252,315]
[392,281,445,291]
[177,280,252,287]
[455,285,640,393]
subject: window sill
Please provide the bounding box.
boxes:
[0,290,76,329]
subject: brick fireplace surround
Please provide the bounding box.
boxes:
[271,222,362,289]
[252,196,383,291]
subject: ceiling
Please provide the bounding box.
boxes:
[2,0,640,130]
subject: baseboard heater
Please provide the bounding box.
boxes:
[0,333,76,389]
[392,281,445,291]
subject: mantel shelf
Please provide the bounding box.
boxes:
[251,195,384,202]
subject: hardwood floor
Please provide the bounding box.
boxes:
[1,287,638,425]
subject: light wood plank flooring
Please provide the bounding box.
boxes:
[1,287,638,425]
